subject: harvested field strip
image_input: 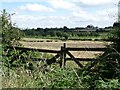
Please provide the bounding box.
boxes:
[20,41,109,50]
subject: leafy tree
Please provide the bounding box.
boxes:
[82,21,120,84]
[112,22,120,52]
[56,31,63,37]
[1,9,22,47]
[63,26,68,32]
[63,33,69,40]
[95,22,120,79]
[49,31,56,37]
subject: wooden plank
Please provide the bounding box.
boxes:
[7,46,60,53]
[46,53,61,65]
[66,58,96,61]
[66,50,83,68]
[67,47,106,51]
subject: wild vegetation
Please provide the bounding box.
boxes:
[1,9,120,89]
[1,9,23,48]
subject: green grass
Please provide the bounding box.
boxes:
[2,62,120,88]
[0,45,1,55]
[23,32,110,41]
[2,48,120,89]
[2,64,83,88]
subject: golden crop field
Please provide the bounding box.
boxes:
[21,38,109,49]
[20,38,110,57]
[20,38,110,68]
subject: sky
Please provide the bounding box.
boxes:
[0,0,119,29]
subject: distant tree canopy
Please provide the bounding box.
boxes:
[21,25,112,39]
[113,22,120,28]
[1,9,22,47]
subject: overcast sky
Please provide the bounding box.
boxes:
[0,0,119,29]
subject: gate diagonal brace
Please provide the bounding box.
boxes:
[66,50,83,68]
[37,53,61,70]
[46,53,61,65]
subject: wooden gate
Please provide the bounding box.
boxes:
[6,43,107,68]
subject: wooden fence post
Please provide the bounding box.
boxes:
[60,46,64,68]
[60,43,66,68]
[63,43,66,67]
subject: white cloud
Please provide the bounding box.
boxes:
[71,6,117,27]
[96,8,117,18]
[8,0,118,28]
[18,3,54,12]
[79,0,117,6]
[12,8,117,29]
[47,0,83,12]
[12,15,71,28]
[0,0,46,2]
[72,11,99,22]
[48,0,75,9]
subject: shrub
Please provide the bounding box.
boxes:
[1,9,22,47]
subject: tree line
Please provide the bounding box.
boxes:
[22,26,104,40]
